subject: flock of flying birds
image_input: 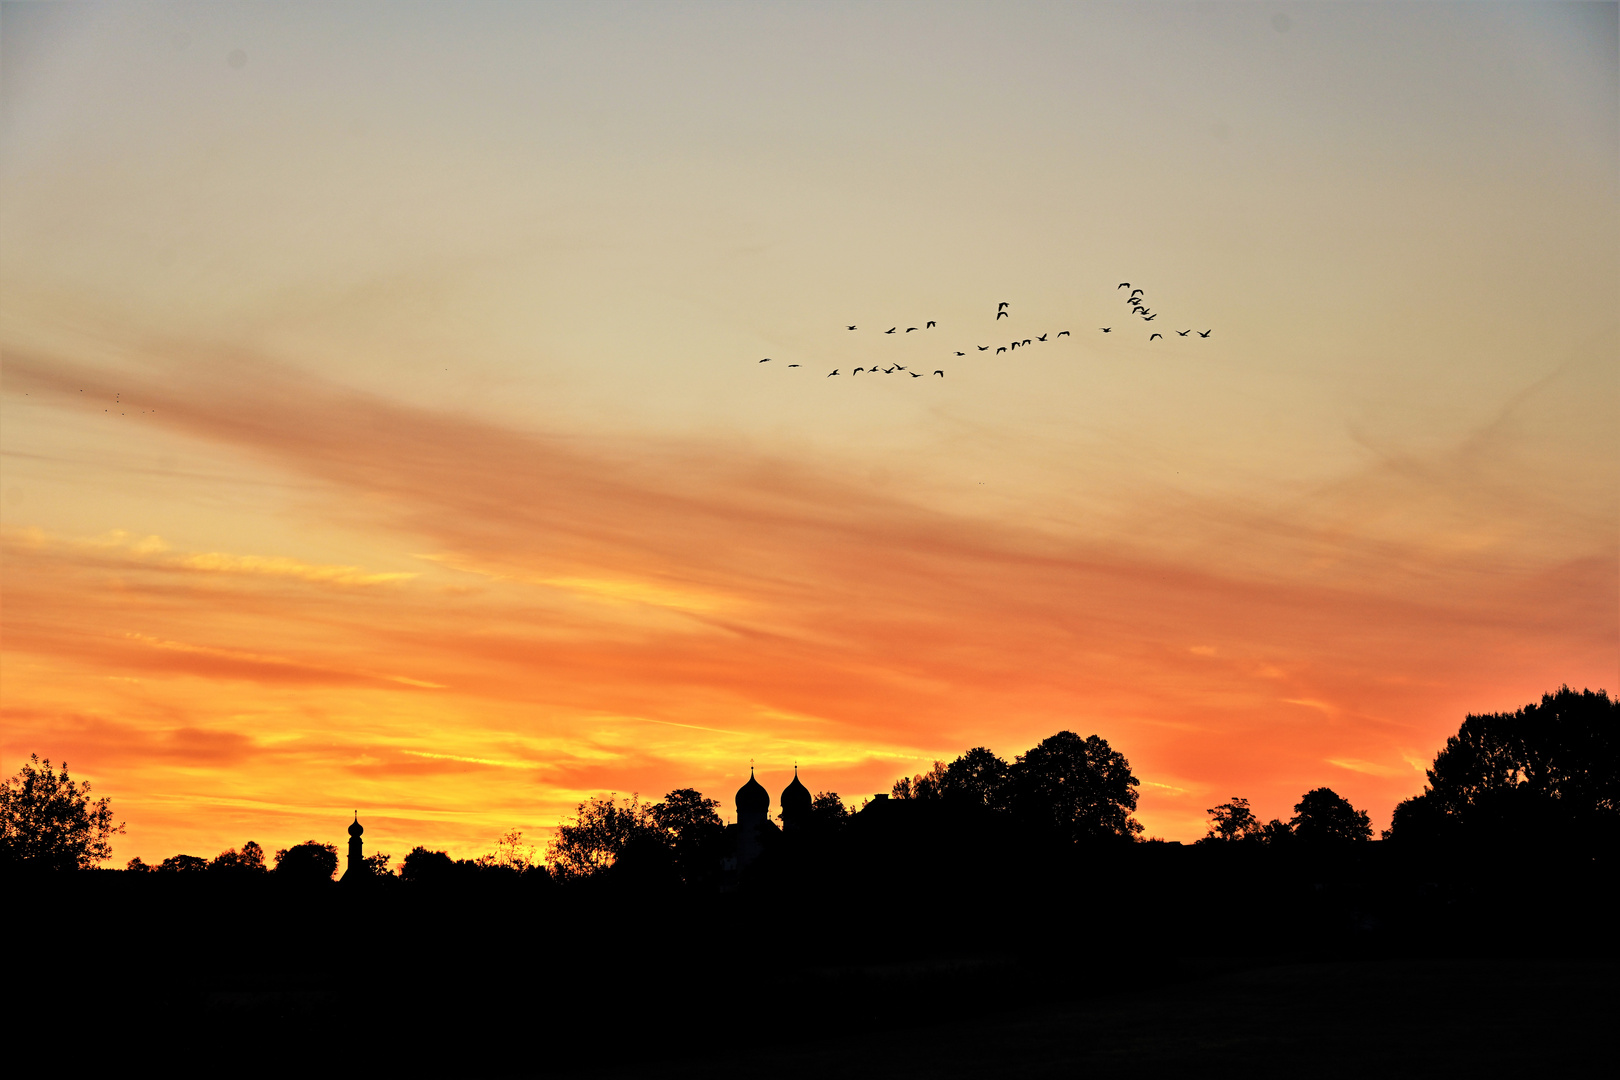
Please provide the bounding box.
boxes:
[756,284,1212,378]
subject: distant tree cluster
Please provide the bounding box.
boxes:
[4,687,1612,882]
[546,788,728,882]
[1195,686,1615,854]
[116,830,546,885]
[124,840,346,881]
[126,841,269,874]
[389,829,551,883]
[890,732,1142,842]
[1196,789,1372,847]
[1385,686,1617,848]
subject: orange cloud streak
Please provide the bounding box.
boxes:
[2,347,1612,861]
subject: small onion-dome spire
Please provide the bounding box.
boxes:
[736,767,769,815]
[348,812,363,837]
[781,766,812,817]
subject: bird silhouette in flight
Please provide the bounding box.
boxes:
[847,325,857,330]
[1141,314,1156,321]
[1037,334,1047,342]
[895,365,908,371]
[1176,330,1191,336]
[910,371,923,378]
[996,347,1007,354]
[884,366,897,373]
[1009,341,1020,350]
[1099,328,1111,333]
[927,321,936,328]
[955,351,965,356]
[998,302,1009,310]
[996,311,1008,320]
[760,358,771,362]
[788,364,799,367]
[827,370,839,376]
[1198,330,1212,337]
[1130,289,1144,298]
[1022,339,1031,346]
[1117,283,1130,289]
[1057,331,1070,337]
[1150,333,1162,340]
[885,327,897,334]
[853,367,865,375]
[906,327,918,332]
[934,370,944,377]
[977,345,989,351]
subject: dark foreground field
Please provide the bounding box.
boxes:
[627,958,1615,1079]
[11,835,1615,1077]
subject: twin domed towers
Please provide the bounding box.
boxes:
[733,766,812,867]
[340,768,813,879]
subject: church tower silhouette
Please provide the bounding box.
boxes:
[780,767,812,834]
[734,768,770,867]
[341,812,364,882]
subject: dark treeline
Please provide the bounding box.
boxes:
[5,687,1615,1074]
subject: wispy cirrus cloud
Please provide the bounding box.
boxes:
[18,527,419,587]
[176,552,416,587]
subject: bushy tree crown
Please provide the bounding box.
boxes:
[0,755,124,871]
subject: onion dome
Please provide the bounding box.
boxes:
[348,813,364,837]
[736,768,769,815]
[781,768,812,818]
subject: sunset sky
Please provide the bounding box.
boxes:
[2,1,1615,864]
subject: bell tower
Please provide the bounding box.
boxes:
[780,766,812,834]
[341,812,364,881]
[734,767,770,867]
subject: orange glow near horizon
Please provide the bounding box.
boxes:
[3,347,1611,863]
[1,4,1614,866]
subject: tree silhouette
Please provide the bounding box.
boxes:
[547,794,656,879]
[274,841,339,882]
[1259,818,1294,845]
[1198,797,1262,844]
[893,761,949,801]
[1005,731,1142,842]
[158,854,209,872]
[400,845,456,882]
[0,755,124,871]
[1290,788,1371,844]
[476,830,536,873]
[210,841,268,873]
[808,791,851,833]
[891,749,1010,809]
[646,788,725,881]
[648,788,722,844]
[941,747,1010,810]
[1386,686,1618,846]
